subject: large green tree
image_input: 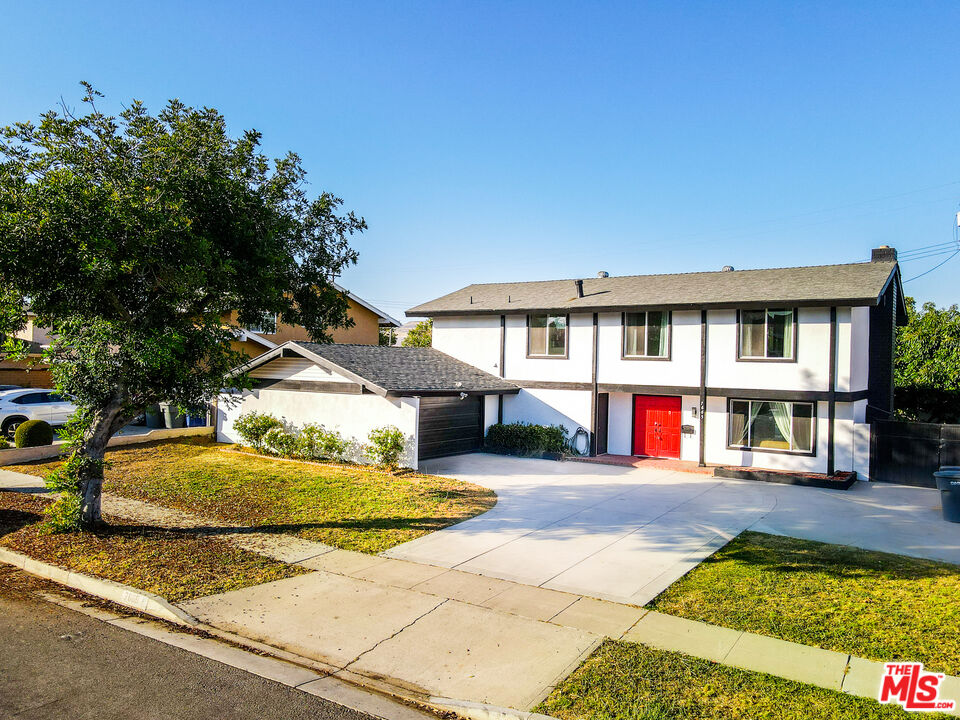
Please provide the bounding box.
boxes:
[894,296,960,422]
[0,84,364,527]
[401,318,432,347]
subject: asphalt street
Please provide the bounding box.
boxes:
[0,567,378,720]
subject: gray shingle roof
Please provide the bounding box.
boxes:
[407,261,900,316]
[292,343,518,396]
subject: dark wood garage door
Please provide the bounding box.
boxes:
[418,395,483,461]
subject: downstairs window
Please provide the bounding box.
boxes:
[728,399,815,453]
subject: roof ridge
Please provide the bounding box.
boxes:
[446,259,884,289]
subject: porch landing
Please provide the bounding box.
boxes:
[567,453,718,476]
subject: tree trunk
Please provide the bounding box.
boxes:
[78,400,130,528]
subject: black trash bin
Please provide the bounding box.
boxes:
[934,468,960,523]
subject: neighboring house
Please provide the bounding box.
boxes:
[228,283,401,358]
[0,314,52,388]
[0,286,400,389]
[404,246,906,477]
[217,343,518,467]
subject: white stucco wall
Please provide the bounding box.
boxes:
[850,306,870,392]
[483,394,499,434]
[217,389,421,468]
[432,315,502,376]
[504,312,593,383]
[706,307,832,392]
[597,310,701,387]
[501,388,592,451]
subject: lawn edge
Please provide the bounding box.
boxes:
[0,544,199,626]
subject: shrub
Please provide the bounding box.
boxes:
[14,419,54,448]
[367,425,406,469]
[0,437,9,450]
[262,426,298,457]
[232,411,283,451]
[485,422,569,456]
[296,423,348,462]
[43,493,82,534]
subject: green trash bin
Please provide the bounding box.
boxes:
[159,402,186,429]
[934,468,960,523]
[144,405,164,429]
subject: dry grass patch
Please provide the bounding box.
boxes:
[7,437,497,554]
[0,491,306,602]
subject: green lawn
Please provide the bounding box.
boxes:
[537,640,949,720]
[0,491,305,602]
[649,531,960,675]
[7,438,497,554]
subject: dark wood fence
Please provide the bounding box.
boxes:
[871,421,960,488]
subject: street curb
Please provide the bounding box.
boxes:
[0,545,200,626]
[427,697,560,720]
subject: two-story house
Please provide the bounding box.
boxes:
[407,247,905,477]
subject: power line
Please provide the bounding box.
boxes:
[903,250,960,283]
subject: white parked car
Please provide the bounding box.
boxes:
[0,388,77,439]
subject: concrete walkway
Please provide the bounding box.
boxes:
[385,454,960,606]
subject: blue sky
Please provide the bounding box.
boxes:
[3,1,959,317]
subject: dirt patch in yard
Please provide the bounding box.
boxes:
[0,491,306,602]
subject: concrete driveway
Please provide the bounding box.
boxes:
[385,453,960,605]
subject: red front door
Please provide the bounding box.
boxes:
[632,395,682,459]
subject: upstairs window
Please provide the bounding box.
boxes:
[728,399,815,453]
[247,312,278,335]
[739,308,795,360]
[528,314,567,357]
[623,311,670,358]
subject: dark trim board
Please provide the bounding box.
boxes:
[510,379,868,403]
[389,388,519,397]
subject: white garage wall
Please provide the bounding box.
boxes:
[483,394,499,434]
[501,388,592,452]
[217,389,421,468]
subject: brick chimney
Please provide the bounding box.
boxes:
[871,246,898,262]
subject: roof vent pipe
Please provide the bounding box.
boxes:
[721,265,735,272]
[574,279,584,298]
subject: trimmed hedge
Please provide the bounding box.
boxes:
[485,422,569,457]
[14,419,54,448]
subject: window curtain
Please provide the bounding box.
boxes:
[547,315,566,355]
[529,315,547,355]
[766,309,793,358]
[770,402,793,447]
[729,402,749,445]
[624,312,644,355]
[648,311,667,357]
[740,310,766,356]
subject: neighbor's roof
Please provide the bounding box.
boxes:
[407,260,901,316]
[236,341,519,397]
[332,282,401,327]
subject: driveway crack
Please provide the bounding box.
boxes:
[342,598,448,670]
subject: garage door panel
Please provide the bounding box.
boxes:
[418,396,483,460]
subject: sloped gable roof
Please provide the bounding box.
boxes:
[234,341,519,397]
[408,261,901,316]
